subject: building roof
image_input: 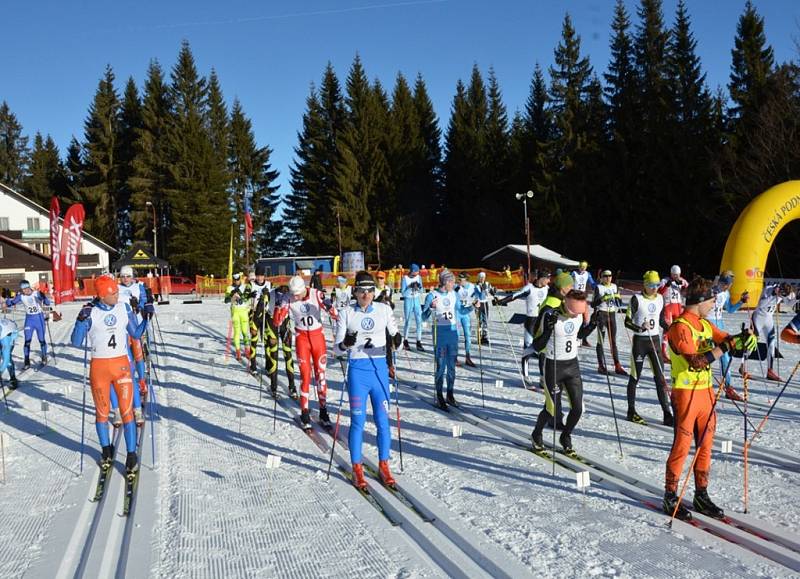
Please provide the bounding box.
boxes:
[0,182,116,254]
[0,233,51,261]
[481,244,580,268]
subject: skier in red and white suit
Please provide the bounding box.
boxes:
[658,264,688,362]
[273,275,338,429]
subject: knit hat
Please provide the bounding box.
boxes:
[554,272,573,290]
[410,263,420,274]
[95,275,119,297]
[439,269,455,285]
[643,270,660,286]
[354,271,375,291]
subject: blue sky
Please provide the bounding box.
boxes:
[3,0,799,210]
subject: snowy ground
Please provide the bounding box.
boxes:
[1,297,800,578]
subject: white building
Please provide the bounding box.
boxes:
[0,182,115,288]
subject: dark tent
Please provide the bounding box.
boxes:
[112,243,169,272]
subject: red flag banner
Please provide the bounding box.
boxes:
[49,197,62,304]
[58,203,86,303]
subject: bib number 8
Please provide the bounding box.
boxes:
[565,340,573,353]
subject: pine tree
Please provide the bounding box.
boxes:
[228,99,280,262]
[605,0,637,135]
[63,136,83,205]
[164,40,230,274]
[129,60,171,250]
[0,101,30,190]
[80,65,121,246]
[116,77,142,247]
[23,133,66,207]
[729,0,775,123]
[484,68,513,248]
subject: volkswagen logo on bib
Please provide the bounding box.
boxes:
[443,298,451,307]
[564,321,575,334]
[648,303,657,313]
[361,317,375,331]
[103,314,117,327]
[300,303,310,314]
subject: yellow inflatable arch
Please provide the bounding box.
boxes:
[720,180,800,302]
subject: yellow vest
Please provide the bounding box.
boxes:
[669,317,714,390]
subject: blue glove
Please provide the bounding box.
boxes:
[77,302,94,322]
[142,302,155,320]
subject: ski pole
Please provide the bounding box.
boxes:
[326,357,350,481]
[392,350,404,472]
[258,309,266,401]
[45,318,56,363]
[748,357,800,446]
[742,326,751,514]
[0,376,8,412]
[600,311,624,458]
[79,335,88,474]
[498,307,528,387]
[476,307,486,408]
[148,350,156,469]
[551,322,558,477]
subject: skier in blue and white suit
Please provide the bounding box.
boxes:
[455,272,481,367]
[0,318,20,389]
[335,271,403,491]
[423,269,473,409]
[5,280,49,368]
[401,263,425,352]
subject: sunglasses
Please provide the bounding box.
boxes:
[645,283,659,289]
[355,287,375,294]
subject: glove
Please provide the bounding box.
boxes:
[544,311,558,330]
[130,296,140,312]
[38,291,46,301]
[602,294,615,302]
[411,282,422,291]
[343,331,358,348]
[393,332,403,349]
[77,302,94,322]
[740,291,750,304]
[142,302,155,320]
[728,330,757,352]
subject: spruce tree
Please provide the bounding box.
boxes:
[129,60,171,250]
[0,101,30,190]
[729,0,775,123]
[63,137,83,205]
[23,133,66,208]
[484,68,513,248]
[116,77,142,247]
[80,65,121,246]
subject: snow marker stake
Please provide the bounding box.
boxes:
[236,407,246,434]
[40,401,49,431]
[495,379,503,388]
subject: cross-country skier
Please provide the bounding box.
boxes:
[335,271,403,491]
[455,272,481,367]
[571,260,597,346]
[70,275,153,476]
[659,265,688,362]
[0,318,20,390]
[261,284,297,398]
[530,290,591,455]
[374,271,397,378]
[662,276,756,521]
[401,264,425,351]
[591,270,627,375]
[475,271,495,345]
[225,273,253,362]
[751,281,793,381]
[247,264,272,375]
[711,271,749,400]
[780,310,800,344]
[623,271,673,426]
[273,275,337,428]
[422,270,472,409]
[496,270,550,384]
[5,280,49,369]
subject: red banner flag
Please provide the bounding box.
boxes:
[58,204,86,303]
[49,197,62,304]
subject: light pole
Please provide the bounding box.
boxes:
[145,201,157,257]
[515,190,534,279]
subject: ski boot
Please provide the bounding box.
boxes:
[403,339,410,351]
[662,411,675,427]
[378,460,396,488]
[435,393,448,410]
[234,349,241,362]
[597,363,608,375]
[738,365,751,380]
[100,444,114,469]
[318,406,332,428]
[559,432,576,456]
[531,431,544,452]
[416,340,425,352]
[288,385,299,400]
[388,365,396,380]
[766,368,783,382]
[269,373,278,398]
[352,463,368,490]
[23,357,31,370]
[134,407,145,427]
[627,411,646,425]
[581,338,591,348]
[249,358,258,375]
[139,379,148,402]
[693,488,724,519]
[464,354,476,368]
[446,393,459,407]
[663,491,692,521]
[125,452,139,475]
[300,409,312,430]
[480,336,489,346]
[8,377,19,390]
[724,385,743,401]
[614,362,628,376]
